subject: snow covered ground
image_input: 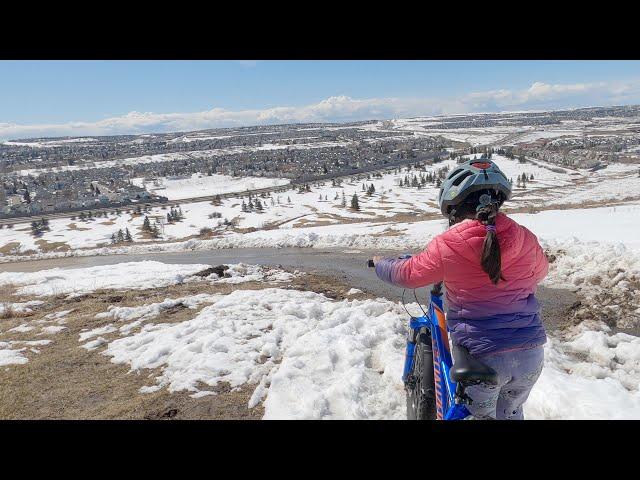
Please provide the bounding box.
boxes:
[3,154,638,259]
[0,261,296,298]
[131,173,290,200]
[1,247,639,418]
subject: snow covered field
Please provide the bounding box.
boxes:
[2,154,638,260]
[1,255,638,419]
[131,173,289,200]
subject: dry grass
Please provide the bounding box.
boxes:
[67,223,91,231]
[35,239,71,253]
[0,242,22,255]
[0,302,15,319]
[0,268,359,419]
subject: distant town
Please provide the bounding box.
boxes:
[2,105,640,219]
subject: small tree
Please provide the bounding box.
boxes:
[142,216,151,232]
[351,194,360,211]
[125,228,133,242]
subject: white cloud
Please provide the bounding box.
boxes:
[2,79,640,140]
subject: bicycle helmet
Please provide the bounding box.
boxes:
[438,158,512,216]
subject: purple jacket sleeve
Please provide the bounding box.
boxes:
[374,238,444,289]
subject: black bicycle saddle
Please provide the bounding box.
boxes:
[450,344,499,385]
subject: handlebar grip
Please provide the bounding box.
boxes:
[367,259,375,268]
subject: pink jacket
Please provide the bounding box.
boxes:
[375,213,549,356]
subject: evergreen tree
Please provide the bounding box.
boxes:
[351,194,360,211]
[143,216,151,231]
[117,229,125,243]
[125,228,133,242]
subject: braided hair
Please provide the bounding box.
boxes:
[448,190,504,284]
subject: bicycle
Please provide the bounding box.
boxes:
[367,256,498,420]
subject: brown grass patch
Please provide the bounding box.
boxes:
[67,223,91,231]
[0,242,22,255]
[35,239,71,253]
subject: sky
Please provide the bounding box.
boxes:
[1,60,640,140]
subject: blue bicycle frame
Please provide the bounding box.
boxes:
[402,284,470,420]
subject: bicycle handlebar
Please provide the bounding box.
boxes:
[367,254,413,268]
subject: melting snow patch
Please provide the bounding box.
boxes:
[82,337,108,351]
[0,261,211,297]
[40,326,67,335]
[0,340,52,366]
[8,324,35,333]
[0,300,44,316]
[0,342,29,366]
[101,288,407,419]
[44,309,74,321]
[79,324,118,342]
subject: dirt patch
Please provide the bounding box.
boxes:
[35,239,71,253]
[67,223,91,231]
[0,242,22,255]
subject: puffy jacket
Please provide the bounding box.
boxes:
[375,213,548,357]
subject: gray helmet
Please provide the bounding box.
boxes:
[438,158,512,216]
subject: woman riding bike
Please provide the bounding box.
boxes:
[372,158,548,420]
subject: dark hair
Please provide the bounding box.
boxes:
[448,190,504,284]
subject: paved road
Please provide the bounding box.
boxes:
[3,247,577,331]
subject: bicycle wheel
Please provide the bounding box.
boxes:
[406,331,437,420]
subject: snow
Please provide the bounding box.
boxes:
[101,288,407,419]
[8,324,35,333]
[3,153,637,260]
[132,173,289,200]
[0,300,44,316]
[0,342,29,366]
[526,327,640,419]
[0,340,51,366]
[40,325,67,335]
[88,286,640,419]
[0,261,210,297]
[93,293,220,337]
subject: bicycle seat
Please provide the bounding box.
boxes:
[450,344,499,386]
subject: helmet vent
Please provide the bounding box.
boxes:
[451,171,473,187]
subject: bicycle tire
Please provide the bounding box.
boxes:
[406,331,437,420]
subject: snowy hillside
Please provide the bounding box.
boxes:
[1,256,638,419]
[2,153,639,259]
[131,173,290,200]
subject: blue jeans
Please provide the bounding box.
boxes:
[465,346,544,420]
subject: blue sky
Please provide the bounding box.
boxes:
[2,60,640,139]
